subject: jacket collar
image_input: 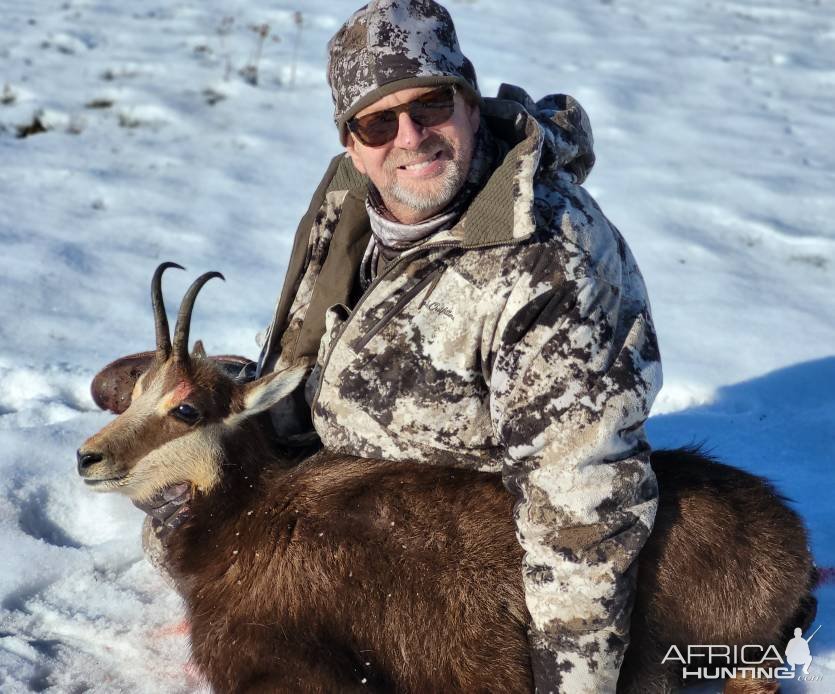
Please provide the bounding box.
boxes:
[453,94,545,247]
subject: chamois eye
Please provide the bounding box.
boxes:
[171,403,200,424]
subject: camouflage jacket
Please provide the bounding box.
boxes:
[258,84,662,693]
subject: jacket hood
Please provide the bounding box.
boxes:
[443,84,594,248]
[489,83,595,184]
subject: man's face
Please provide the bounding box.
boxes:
[345,86,480,224]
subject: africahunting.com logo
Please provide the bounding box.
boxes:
[661,625,823,682]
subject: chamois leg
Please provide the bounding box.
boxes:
[617,626,676,694]
[616,659,676,694]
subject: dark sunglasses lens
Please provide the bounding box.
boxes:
[409,92,455,128]
[353,111,398,147]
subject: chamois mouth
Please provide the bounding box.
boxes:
[83,476,128,491]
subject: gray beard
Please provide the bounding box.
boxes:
[386,157,467,213]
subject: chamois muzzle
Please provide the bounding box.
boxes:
[76,448,103,473]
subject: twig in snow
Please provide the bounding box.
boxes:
[290,11,304,88]
[217,16,235,81]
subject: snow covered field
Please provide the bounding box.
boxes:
[1,0,833,691]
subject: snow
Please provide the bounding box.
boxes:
[1,0,833,691]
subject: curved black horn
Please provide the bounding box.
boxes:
[151,262,185,359]
[172,271,225,363]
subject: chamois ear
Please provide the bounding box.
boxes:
[239,365,309,418]
[191,340,207,359]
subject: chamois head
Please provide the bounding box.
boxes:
[77,263,306,503]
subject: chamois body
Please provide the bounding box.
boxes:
[164,414,816,693]
[172,420,530,693]
[78,266,817,694]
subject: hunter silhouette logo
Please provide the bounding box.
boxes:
[661,625,823,682]
[785,624,820,675]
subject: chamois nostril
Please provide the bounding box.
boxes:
[77,449,103,472]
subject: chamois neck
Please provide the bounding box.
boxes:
[163,416,291,587]
[163,413,323,589]
[186,413,316,524]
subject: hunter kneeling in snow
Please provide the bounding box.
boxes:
[132,1,661,691]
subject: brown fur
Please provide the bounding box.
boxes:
[617,449,817,693]
[723,675,780,694]
[160,415,815,693]
[170,428,530,693]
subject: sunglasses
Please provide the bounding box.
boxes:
[347,86,457,147]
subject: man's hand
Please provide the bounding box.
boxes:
[133,483,192,543]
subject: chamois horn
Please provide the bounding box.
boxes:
[152,262,185,360]
[172,271,225,363]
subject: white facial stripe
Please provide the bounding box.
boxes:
[119,424,224,503]
[155,387,180,416]
[153,372,195,416]
[131,370,147,401]
[90,373,166,450]
[130,373,167,418]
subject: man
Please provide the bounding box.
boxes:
[121,0,662,691]
[254,1,662,691]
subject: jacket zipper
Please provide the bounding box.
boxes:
[310,242,458,415]
[353,266,445,352]
[309,238,520,417]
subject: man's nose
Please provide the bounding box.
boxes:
[392,111,428,150]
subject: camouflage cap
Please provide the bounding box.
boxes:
[327,0,480,144]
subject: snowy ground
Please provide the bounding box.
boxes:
[1,0,833,691]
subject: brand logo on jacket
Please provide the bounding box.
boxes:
[661,625,822,682]
[425,301,454,320]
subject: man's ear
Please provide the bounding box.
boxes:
[344,134,368,175]
[235,365,309,419]
[468,101,480,133]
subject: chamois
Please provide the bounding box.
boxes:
[78,264,817,694]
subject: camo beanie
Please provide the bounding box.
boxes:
[327,0,481,144]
